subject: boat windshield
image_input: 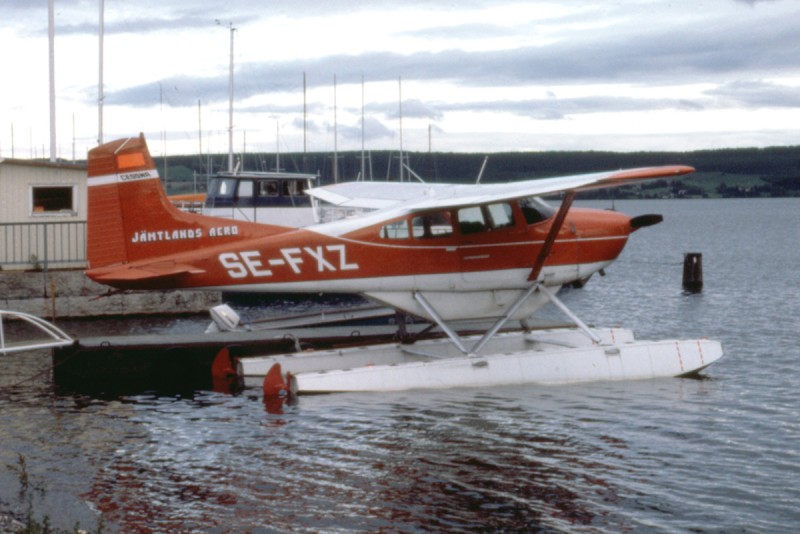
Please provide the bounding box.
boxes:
[207,178,237,198]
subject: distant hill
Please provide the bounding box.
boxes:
[154,145,800,198]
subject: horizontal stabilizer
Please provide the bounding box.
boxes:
[89,262,205,283]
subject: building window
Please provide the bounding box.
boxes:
[31,185,75,215]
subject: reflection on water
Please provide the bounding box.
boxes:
[2,199,800,532]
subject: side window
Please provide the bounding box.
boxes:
[381,220,410,239]
[259,180,279,197]
[237,180,254,198]
[457,206,487,234]
[282,180,298,196]
[486,203,515,229]
[412,212,454,238]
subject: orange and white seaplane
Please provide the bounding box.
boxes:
[85,134,722,394]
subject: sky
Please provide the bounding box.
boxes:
[2,0,800,162]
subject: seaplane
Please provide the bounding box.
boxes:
[85,134,722,395]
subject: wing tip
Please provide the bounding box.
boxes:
[610,165,695,181]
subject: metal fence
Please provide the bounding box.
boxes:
[0,221,86,270]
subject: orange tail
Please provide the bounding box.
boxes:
[86,133,289,270]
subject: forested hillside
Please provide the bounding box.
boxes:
[155,145,800,198]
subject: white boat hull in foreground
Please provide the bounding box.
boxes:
[237,327,723,393]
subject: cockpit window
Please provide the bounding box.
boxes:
[458,203,516,234]
[486,203,515,229]
[458,206,486,234]
[520,196,556,224]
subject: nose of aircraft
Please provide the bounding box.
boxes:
[630,213,663,231]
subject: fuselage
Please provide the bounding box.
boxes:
[87,194,634,320]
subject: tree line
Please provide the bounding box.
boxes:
[156,145,800,198]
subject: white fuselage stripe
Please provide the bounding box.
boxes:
[87,169,160,187]
[201,261,613,295]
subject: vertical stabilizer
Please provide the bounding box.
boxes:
[86,133,288,270]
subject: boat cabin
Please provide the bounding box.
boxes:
[203,171,318,227]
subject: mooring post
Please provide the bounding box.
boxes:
[683,252,703,293]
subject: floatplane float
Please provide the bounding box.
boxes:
[84,134,722,395]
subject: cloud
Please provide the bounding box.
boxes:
[705,80,800,108]
[364,99,444,121]
[105,4,800,110]
[337,116,395,142]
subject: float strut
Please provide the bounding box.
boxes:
[537,284,602,344]
[413,292,470,354]
[470,284,538,355]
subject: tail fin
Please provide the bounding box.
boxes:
[87,133,288,270]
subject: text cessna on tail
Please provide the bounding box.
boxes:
[86,133,686,325]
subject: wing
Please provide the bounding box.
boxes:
[306,182,438,209]
[307,166,694,212]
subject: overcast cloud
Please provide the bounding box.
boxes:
[2,0,800,158]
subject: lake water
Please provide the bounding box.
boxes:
[1,198,799,532]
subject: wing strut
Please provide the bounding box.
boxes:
[528,190,576,281]
[409,189,602,356]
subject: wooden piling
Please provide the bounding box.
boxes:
[683,253,703,293]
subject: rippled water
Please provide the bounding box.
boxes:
[1,199,799,532]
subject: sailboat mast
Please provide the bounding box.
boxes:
[398,76,404,182]
[361,75,365,181]
[48,0,56,162]
[98,0,104,145]
[333,74,338,183]
[226,22,235,173]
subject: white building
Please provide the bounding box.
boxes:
[0,158,87,270]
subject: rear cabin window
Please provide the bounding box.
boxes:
[31,186,75,214]
[381,220,411,239]
[412,212,454,238]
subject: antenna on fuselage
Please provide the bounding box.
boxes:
[476,155,489,184]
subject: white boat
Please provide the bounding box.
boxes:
[0,310,73,355]
[201,171,319,227]
[239,327,722,393]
